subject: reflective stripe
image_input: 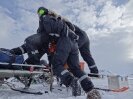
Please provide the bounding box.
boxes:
[49,33,54,36]
[49,33,60,37]
[31,50,39,55]
[76,35,79,40]
[35,50,39,53]
[19,46,25,54]
[42,15,46,18]
[79,75,88,83]
[61,70,69,75]
[71,29,75,34]
[55,34,60,37]
[66,26,69,37]
[89,65,97,69]
[73,24,75,32]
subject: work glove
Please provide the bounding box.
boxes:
[88,66,99,77]
[90,66,99,74]
[60,73,74,87]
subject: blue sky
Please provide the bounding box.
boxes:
[0,0,133,75]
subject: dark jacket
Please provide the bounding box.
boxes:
[11,33,48,65]
[37,15,79,41]
[38,15,89,48]
[74,25,89,48]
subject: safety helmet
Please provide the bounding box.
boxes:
[37,7,48,17]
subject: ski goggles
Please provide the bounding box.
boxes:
[37,9,46,16]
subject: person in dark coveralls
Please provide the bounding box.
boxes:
[11,33,48,66]
[37,7,99,77]
[36,7,101,99]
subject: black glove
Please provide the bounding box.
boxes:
[90,67,99,74]
[9,49,15,54]
[61,73,74,87]
[89,67,99,77]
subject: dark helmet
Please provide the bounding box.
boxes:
[37,7,48,17]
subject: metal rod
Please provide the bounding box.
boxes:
[0,62,46,68]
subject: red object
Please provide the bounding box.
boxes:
[64,62,85,71]
[112,87,129,92]
[30,66,34,72]
[79,62,85,71]
[48,41,56,53]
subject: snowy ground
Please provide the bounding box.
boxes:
[0,77,133,99]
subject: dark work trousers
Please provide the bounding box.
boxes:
[52,36,94,92]
[24,34,46,65]
[79,37,96,67]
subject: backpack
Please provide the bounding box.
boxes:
[0,48,24,70]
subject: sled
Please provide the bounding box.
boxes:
[0,62,81,96]
[0,62,47,76]
[0,69,44,78]
[0,62,49,94]
[0,56,85,96]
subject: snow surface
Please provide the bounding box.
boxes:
[0,77,133,99]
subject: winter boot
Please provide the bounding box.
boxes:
[0,78,4,86]
[87,89,101,99]
[71,78,81,96]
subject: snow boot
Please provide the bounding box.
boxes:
[0,78,4,86]
[87,89,101,99]
[71,78,81,96]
